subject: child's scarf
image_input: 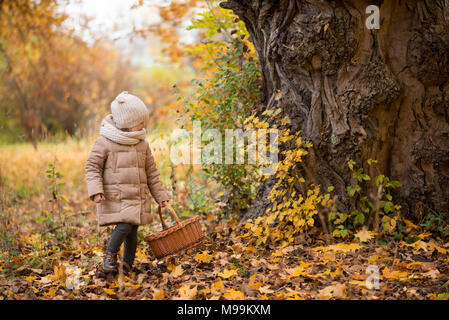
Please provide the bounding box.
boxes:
[99,114,146,145]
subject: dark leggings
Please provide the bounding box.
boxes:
[106,223,138,266]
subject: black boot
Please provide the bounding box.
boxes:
[103,251,118,272]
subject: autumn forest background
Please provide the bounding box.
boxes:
[1,0,449,300]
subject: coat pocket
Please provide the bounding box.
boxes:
[101,191,121,213]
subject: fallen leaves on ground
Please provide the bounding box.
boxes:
[1,206,449,300]
[355,229,376,243]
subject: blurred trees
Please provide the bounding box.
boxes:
[133,65,193,131]
[0,0,134,145]
[136,0,262,215]
[127,0,204,131]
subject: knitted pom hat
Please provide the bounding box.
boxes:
[110,91,149,129]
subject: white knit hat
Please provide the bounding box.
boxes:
[110,91,149,129]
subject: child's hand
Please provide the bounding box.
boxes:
[93,193,106,203]
[160,201,168,208]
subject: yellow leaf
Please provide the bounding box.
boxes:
[382,267,407,280]
[258,285,274,294]
[317,283,345,300]
[248,274,263,290]
[418,232,432,240]
[408,240,446,254]
[306,269,331,280]
[283,266,307,280]
[103,288,116,295]
[245,245,256,253]
[153,288,165,300]
[38,275,55,285]
[402,218,419,231]
[287,267,305,277]
[53,264,66,281]
[312,243,363,253]
[135,250,149,262]
[211,278,225,294]
[355,229,375,243]
[199,287,211,295]
[429,293,449,300]
[266,263,280,271]
[25,276,37,282]
[307,218,314,227]
[194,251,213,263]
[175,284,198,300]
[43,286,58,297]
[285,292,304,300]
[236,232,251,239]
[217,268,237,279]
[322,252,336,262]
[170,265,184,278]
[261,110,273,116]
[253,226,263,236]
[271,250,283,257]
[167,260,177,272]
[427,240,448,254]
[223,288,245,300]
[423,269,440,279]
[273,107,282,116]
[124,282,141,290]
[331,268,343,278]
[407,240,428,253]
[349,280,366,288]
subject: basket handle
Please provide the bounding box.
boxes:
[157,203,181,230]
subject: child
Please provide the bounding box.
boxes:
[85,91,169,273]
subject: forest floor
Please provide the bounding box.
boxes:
[1,200,449,300]
[1,142,449,300]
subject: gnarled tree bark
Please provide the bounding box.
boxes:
[220,0,449,222]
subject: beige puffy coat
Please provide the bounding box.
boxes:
[85,135,169,226]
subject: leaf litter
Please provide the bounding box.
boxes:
[1,216,449,300]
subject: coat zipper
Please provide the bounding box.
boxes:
[134,145,142,224]
[113,152,118,174]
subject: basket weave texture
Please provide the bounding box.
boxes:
[144,204,204,259]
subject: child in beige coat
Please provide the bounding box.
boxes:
[85,91,169,273]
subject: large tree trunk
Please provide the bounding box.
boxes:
[220,0,449,222]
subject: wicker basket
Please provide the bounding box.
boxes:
[144,204,204,259]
